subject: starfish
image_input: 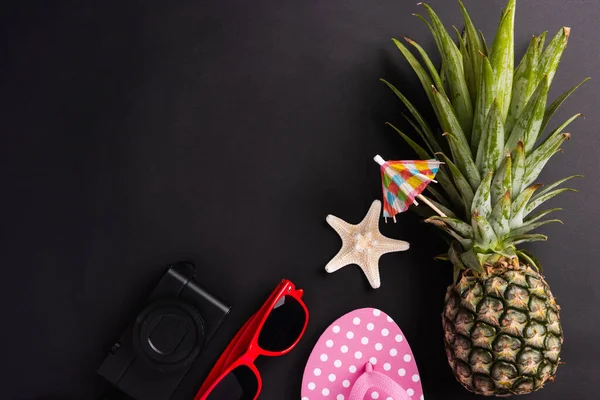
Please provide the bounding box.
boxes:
[325,200,410,289]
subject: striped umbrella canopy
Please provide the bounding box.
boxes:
[374,155,444,221]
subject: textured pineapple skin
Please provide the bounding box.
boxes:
[442,260,563,396]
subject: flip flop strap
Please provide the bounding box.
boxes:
[348,362,411,400]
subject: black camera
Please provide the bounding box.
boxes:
[98,262,231,400]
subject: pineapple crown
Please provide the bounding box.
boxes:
[383,0,586,279]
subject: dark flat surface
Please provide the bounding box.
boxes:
[1,1,599,399]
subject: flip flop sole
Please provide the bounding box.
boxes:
[301,308,424,400]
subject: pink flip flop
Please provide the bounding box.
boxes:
[301,308,424,400]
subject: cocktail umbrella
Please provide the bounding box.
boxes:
[374,154,446,220]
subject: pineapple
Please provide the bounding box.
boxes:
[383,0,586,396]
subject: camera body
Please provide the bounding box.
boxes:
[98,262,231,400]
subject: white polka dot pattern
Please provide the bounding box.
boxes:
[301,308,423,400]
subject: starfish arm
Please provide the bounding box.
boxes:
[362,250,383,289]
[325,247,357,273]
[360,200,383,229]
[326,214,355,236]
[375,233,410,253]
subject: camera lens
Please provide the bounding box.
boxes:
[133,299,205,370]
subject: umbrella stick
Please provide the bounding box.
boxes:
[416,194,447,218]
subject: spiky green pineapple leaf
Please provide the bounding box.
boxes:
[491,245,517,260]
[508,219,563,237]
[491,154,511,205]
[404,37,448,98]
[434,168,465,212]
[385,122,431,160]
[539,27,571,86]
[524,132,573,187]
[505,76,549,154]
[516,249,540,272]
[476,100,505,175]
[427,216,474,238]
[489,0,515,120]
[458,0,484,92]
[392,38,443,123]
[434,253,450,261]
[472,55,495,154]
[541,77,590,134]
[532,174,583,202]
[448,242,466,283]
[490,191,511,238]
[525,188,577,216]
[472,171,494,218]
[524,207,562,224]
[443,131,481,191]
[439,60,449,94]
[453,26,476,104]
[431,85,470,152]
[426,185,452,208]
[511,184,542,227]
[421,3,474,134]
[380,79,443,155]
[511,141,526,197]
[426,214,472,249]
[436,152,473,215]
[472,211,497,249]
[506,33,544,133]
[460,248,485,273]
[479,30,489,56]
[505,233,548,245]
[413,13,441,51]
[517,248,544,272]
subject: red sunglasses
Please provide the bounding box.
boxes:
[194,279,309,400]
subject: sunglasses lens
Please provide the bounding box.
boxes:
[258,294,306,352]
[206,365,258,400]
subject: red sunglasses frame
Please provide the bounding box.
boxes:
[194,279,309,400]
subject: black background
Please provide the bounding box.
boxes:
[2,1,599,399]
